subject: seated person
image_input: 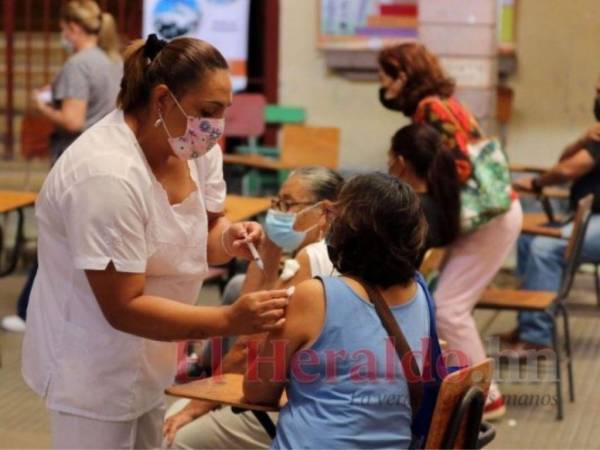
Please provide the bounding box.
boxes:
[507,79,600,356]
[387,123,461,250]
[163,166,344,449]
[243,173,437,449]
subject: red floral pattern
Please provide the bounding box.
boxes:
[413,96,482,183]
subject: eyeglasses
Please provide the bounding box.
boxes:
[270,197,315,213]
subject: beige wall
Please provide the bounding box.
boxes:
[507,0,600,164]
[279,0,404,171]
[279,0,600,170]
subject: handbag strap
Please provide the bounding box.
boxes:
[358,280,424,416]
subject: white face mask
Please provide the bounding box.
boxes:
[60,35,75,54]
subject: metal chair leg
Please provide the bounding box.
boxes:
[552,320,564,420]
[558,304,575,402]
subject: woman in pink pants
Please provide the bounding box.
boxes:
[434,200,522,419]
[379,42,523,419]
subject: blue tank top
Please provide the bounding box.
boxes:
[272,276,431,450]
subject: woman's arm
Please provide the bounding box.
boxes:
[163,399,217,447]
[243,279,325,405]
[85,263,289,341]
[513,148,597,192]
[559,124,600,162]
[35,95,86,133]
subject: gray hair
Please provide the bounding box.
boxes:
[290,166,344,202]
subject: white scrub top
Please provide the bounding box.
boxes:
[22,109,226,421]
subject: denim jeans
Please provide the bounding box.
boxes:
[517,214,600,346]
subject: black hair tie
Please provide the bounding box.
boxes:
[144,34,167,61]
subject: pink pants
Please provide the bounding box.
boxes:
[435,200,523,366]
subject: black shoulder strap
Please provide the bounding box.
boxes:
[360,281,424,417]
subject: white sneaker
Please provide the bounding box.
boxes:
[1,315,26,332]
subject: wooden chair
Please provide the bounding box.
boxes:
[477,194,594,420]
[223,125,341,196]
[235,105,307,157]
[224,94,267,149]
[223,94,271,195]
[425,359,494,449]
[167,362,496,448]
[224,125,340,170]
[511,163,600,305]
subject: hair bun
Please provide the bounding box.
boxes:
[144,34,167,61]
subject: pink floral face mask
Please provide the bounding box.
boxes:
[159,91,225,160]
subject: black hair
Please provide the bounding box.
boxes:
[327,173,427,288]
[391,124,461,245]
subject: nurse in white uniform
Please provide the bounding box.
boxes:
[22,34,289,449]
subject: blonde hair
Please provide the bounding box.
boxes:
[60,0,121,61]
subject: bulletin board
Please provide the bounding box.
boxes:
[318,0,419,50]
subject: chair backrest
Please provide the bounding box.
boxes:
[559,194,594,298]
[425,359,493,449]
[265,105,306,124]
[224,94,266,139]
[280,125,340,169]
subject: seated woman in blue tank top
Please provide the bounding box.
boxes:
[243,173,436,450]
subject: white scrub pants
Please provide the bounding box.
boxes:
[51,406,164,449]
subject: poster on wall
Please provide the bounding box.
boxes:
[319,0,418,50]
[143,0,250,91]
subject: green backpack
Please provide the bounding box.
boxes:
[460,138,512,234]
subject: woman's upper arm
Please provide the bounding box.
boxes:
[60,98,87,132]
[60,174,148,327]
[85,263,146,329]
[243,279,325,404]
[556,148,597,179]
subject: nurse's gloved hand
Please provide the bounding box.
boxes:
[226,289,290,334]
[222,221,264,260]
